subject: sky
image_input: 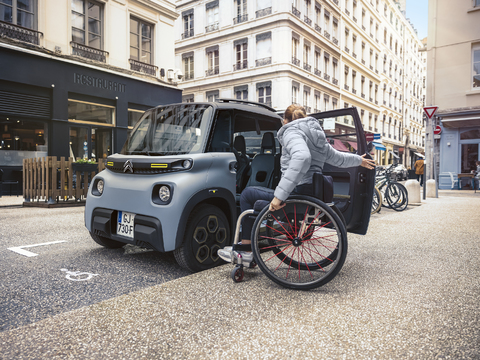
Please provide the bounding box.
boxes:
[405,0,429,40]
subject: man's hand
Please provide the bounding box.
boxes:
[360,154,376,170]
[269,197,286,212]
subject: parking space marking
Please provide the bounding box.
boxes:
[7,241,67,257]
[60,269,99,281]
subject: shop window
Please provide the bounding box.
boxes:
[71,0,103,49]
[127,109,144,135]
[460,129,480,140]
[0,118,47,166]
[461,144,479,173]
[68,100,115,125]
[130,17,153,65]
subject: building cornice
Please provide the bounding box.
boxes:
[133,0,179,20]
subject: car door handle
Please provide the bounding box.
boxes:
[358,172,366,183]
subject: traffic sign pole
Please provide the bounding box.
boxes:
[423,106,439,200]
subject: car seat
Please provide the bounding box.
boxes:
[233,135,250,193]
[246,132,276,188]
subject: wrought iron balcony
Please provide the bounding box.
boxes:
[352,52,357,59]
[234,60,248,71]
[370,97,373,102]
[361,59,365,65]
[0,20,42,45]
[71,42,108,63]
[333,78,339,85]
[375,100,378,105]
[233,14,248,24]
[324,73,331,81]
[332,0,339,5]
[181,29,194,39]
[292,5,301,18]
[315,24,322,33]
[375,69,379,74]
[333,37,338,45]
[324,30,330,39]
[345,9,350,15]
[292,57,301,66]
[370,65,374,70]
[352,89,357,94]
[304,16,312,25]
[314,68,322,77]
[353,16,357,22]
[361,93,365,99]
[205,68,219,76]
[129,59,157,76]
[205,22,219,32]
[256,7,272,18]
[383,100,386,105]
[344,84,349,91]
[256,57,272,67]
[362,25,366,31]
[370,33,374,38]
[305,106,311,113]
[303,63,312,72]
[345,46,350,53]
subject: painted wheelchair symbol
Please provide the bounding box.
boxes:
[60,268,99,281]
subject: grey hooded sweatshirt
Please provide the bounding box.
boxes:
[274,116,363,201]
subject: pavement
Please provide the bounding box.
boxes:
[1,190,479,359]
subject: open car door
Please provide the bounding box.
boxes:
[309,107,375,235]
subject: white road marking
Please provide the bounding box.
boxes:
[60,268,99,281]
[7,240,67,257]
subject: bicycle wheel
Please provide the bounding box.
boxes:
[385,182,408,211]
[371,186,382,214]
[251,196,347,290]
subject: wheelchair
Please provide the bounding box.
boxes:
[227,194,348,290]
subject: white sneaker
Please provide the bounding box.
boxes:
[218,247,233,262]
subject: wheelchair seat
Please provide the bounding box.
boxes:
[246,132,276,188]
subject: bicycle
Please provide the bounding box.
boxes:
[375,165,408,211]
[371,186,382,214]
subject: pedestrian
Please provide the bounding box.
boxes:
[218,104,376,262]
[473,160,480,190]
[414,156,424,186]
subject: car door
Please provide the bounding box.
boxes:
[309,107,375,235]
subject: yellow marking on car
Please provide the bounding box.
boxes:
[107,162,114,166]
[151,163,168,168]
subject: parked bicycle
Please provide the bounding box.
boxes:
[375,165,408,211]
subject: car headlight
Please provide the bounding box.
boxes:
[96,179,104,195]
[159,185,170,202]
[182,159,192,169]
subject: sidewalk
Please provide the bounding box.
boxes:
[1,192,479,359]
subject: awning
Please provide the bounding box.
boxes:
[389,150,399,159]
[372,142,386,151]
[347,141,358,150]
[414,152,425,158]
[441,114,480,128]
[332,139,349,152]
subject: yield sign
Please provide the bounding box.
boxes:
[423,106,439,119]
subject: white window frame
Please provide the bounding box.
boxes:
[472,44,480,89]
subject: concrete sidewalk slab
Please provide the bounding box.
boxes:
[1,194,479,359]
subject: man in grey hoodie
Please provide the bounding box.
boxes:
[218,104,375,262]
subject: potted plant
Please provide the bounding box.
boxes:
[72,159,98,173]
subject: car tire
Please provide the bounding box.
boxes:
[90,231,125,249]
[174,204,231,272]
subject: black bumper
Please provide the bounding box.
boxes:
[91,208,164,252]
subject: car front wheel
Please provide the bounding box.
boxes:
[174,204,231,272]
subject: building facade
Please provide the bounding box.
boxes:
[426,0,480,189]
[0,0,181,189]
[174,0,426,167]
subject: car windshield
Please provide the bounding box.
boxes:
[121,104,213,155]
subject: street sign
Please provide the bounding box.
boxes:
[365,133,374,142]
[374,133,381,140]
[434,125,442,135]
[423,106,439,119]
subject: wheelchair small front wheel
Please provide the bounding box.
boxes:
[251,196,347,290]
[231,265,244,283]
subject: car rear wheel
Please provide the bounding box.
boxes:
[174,204,231,272]
[90,232,125,249]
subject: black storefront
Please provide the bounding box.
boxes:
[0,47,181,194]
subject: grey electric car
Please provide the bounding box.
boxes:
[84,99,375,272]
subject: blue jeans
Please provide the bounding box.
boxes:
[239,184,314,240]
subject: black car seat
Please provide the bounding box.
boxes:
[233,135,250,193]
[246,132,276,188]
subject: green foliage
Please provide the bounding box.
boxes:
[74,159,97,164]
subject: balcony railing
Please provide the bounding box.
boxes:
[324,73,331,81]
[332,78,338,85]
[292,57,301,66]
[205,22,219,32]
[303,63,312,72]
[370,65,374,70]
[353,16,357,22]
[362,25,366,31]
[333,37,338,45]
[0,20,43,45]
[383,100,387,105]
[315,24,322,33]
[181,29,194,39]
[344,84,349,91]
[324,30,330,39]
[314,68,322,77]
[352,89,357,94]
[71,42,108,63]
[375,100,378,105]
[361,93,365,99]
[205,68,219,76]
[345,46,349,53]
[233,60,248,71]
[256,7,272,18]
[129,59,157,76]
[233,14,248,24]
[304,16,312,25]
[305,106,312,113]
[369,97,373,102]
[361,59,365,65]
[345,9,350,16]
[332,0,339,5]
[292,5,301,18]
[352,52,357,59]
[256,57,272,67]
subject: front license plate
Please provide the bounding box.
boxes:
[117,211,135,239]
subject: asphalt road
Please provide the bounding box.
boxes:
[0,205,190,332]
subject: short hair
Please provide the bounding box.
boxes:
[284,104,307,123]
